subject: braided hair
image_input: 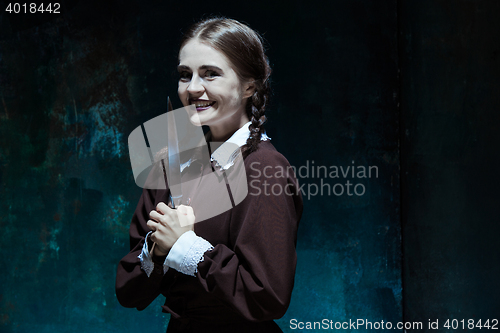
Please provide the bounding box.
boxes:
[179,17,272,155]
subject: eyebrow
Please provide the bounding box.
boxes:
[177,65,224,73]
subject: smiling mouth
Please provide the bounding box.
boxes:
[191,100,216,111]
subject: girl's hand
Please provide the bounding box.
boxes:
[147,203,195,256]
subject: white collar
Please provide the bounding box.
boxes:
[210,121,271,171]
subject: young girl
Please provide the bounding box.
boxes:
[116,17,303,333]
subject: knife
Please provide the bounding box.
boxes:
[165,96,183,209]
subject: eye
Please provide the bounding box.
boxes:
[205,70,220,79]
[179,71,192,82]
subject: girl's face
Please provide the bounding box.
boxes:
[177,39,254,132]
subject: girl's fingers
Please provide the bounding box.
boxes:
[153,203,177,220]
[147,219,159,231]
[147,220,161,232]
[156,202,172,215]
[177,205,196,227]
[178,204,194,216]
[177,205,187,215]
[155,202,166,214]
[149,210,176,228]
[149,210,159,221]
[150,208,173,221]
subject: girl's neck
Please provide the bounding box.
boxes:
[209,115,250,142]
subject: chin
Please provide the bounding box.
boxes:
[183,105,203,126]
[188,114,203,127]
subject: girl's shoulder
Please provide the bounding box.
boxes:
[243,140,294,174]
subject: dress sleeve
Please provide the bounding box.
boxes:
[115,188,168,310]
[196,150,303,321]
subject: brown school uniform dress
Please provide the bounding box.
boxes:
[116,140,303,332]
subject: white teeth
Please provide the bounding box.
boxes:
[194,101,213,107]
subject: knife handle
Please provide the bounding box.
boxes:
[169,194,184,209]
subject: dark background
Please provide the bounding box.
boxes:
[400,0,500,326]
[0,0,497,332]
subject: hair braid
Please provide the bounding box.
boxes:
[245,69,271,155]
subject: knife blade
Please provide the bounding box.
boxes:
[165,96,183,208]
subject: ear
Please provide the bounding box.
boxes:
[242,79,256,99]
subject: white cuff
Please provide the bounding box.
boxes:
[138,231,169,277]
[166,230,214,277]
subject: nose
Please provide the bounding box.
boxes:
[187,75,204,96]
